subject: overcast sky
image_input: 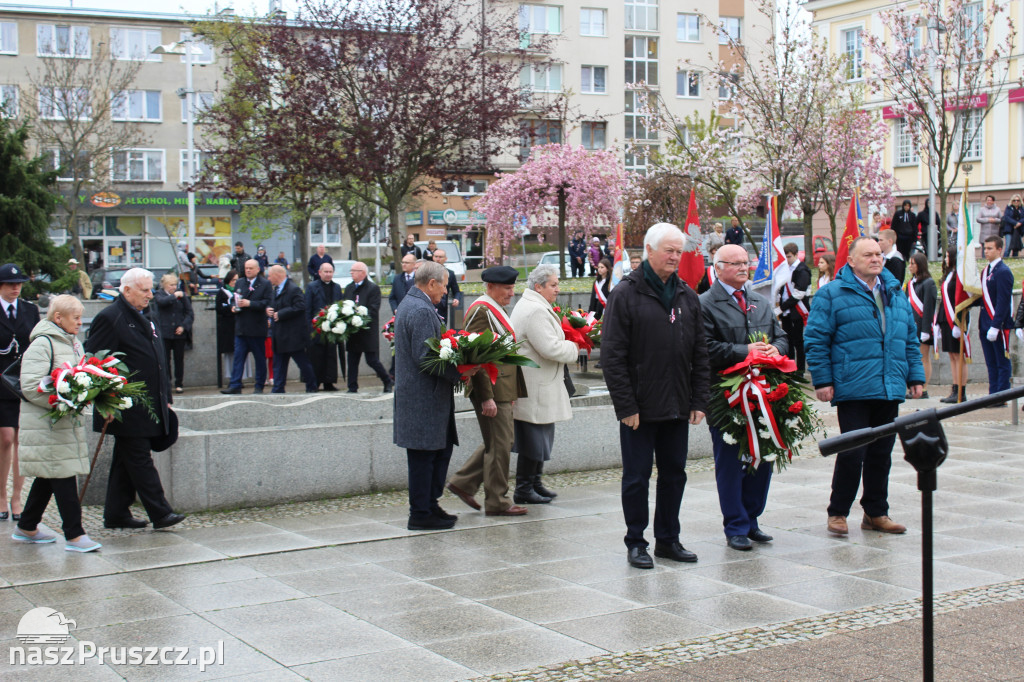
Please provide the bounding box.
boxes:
[0,0,302,17]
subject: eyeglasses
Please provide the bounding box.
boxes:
[718,261,750,268]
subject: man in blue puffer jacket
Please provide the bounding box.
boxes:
[805,236,925,538]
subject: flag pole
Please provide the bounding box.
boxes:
[956,177,970,403]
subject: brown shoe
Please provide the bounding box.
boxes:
[485,505,528,516]
[861,515,907,534]
[446,483,481,511]
[827,515,848,535]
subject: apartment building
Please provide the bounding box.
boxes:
[804,0,1024,221]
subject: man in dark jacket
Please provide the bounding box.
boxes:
[305,261,344,390]
[229,241,250,273]
[569,231,587,278]
[701,245,789,551]
[153,275,194,393]
[878,229,906,285]
[266,265,317,393]
[388,254,417,313]
[342,262,393,393]
[221,259,272,394]
[433,249,463,326]
[776,243,811,375]
[602,223,711,569]
[307,245,333,281]
[891,200,918,260]
[724,217,744,245]
[977,236,1015,396]
[85,268,185,530]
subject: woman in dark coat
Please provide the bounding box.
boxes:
[1000,194,1023,258]
[905,251,936,399]
[916,199,940,257]
[215,270,239,380]
[154,273,194,393]
[588,258,613,320]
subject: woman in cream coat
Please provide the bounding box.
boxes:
[510,264,580,503]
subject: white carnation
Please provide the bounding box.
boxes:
[321,321,331,332]
[327,308,338,322]
[332,321,347,335]
[75,374,92,388]
[721,432,737,445]
[467,333,480,342]
[341,300,355,314]
[439,338,452,349]
[439,347,455,360]
[786,418,799,429]
[76,392,88,403]
[57,379,70,395]
[350,315,363,328]
[356,305,368,316]
[763,453,778,462]
[759,430,772,439]
[118,397,133,409]
[757,416,767,426]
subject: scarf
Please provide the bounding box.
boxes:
[642,261,678,312]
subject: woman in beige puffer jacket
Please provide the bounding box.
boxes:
[13,295,101,552]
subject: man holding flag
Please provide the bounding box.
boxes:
[976,235,1014,398]
[950,182,985,405]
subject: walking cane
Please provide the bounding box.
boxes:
[79,418,111,504]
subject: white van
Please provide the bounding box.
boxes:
[415,240,466,281]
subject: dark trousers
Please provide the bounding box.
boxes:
[829,400,899,518]
[105,435,173,523]
[18,476,84,539]
[620,419,689,549]
[310,341,346,386]
[896,237,914,261]
[229,335,267,389]
[163,337,187,388]
[979,317,1012,394]
[347,350,389,391]
[710,426,773,537]
[272,348,318,392]
[781,316,806,373]
[407,444,453,519]
[571,257,585,278]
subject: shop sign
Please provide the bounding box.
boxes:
[406,211,423,226]
[427,210,484,226]
[78,191,241,208]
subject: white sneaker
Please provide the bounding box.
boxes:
[12,525,57,544]
[65,535,102,553]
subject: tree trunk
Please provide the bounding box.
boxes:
[295,207,312,287]
[388,204,402,270]
[801,200,814,262]
[557,187,567,280]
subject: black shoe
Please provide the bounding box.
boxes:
[408,515,456,531]
[513,485,551,504]
[939,386,958,404]
[653,541,698,562]
[252,388,264,394]
[627,546,654,569]
[322,384,338,392]
[533,462,557,499]
[747,529,774,543]
[346,389,358,394]
[220,388,241,395]
[432,507,457,522]
[727,535,753,551]
[382,381,394,394]
[153,513,186,530]
[104,517,148,529]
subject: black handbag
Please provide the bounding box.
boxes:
[1,337,53,403]
[563,364,576,397]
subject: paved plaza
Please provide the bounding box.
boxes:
[1,419,1023,680]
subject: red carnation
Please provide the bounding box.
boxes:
[48,395,58,405]
[723,389,732,399]
[788,400,803,414]
[553,306,561,312]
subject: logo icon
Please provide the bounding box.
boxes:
[90,191,122,208]
[17,607,76,644]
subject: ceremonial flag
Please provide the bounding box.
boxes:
[677,187,705,289]
[752,195,786,288]
[611,222,627,284]
[954,180,982,313]
[835,188,864,271]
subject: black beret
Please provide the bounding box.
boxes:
[481,266,519,284]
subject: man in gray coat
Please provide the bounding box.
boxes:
[700,244,788,551]
[393,261,477,530]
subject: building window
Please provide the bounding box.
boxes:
[180,150,212,183]
[719,17,741,44]
[0,85,18,118]
[625,36,658,85]
[960,108,983,160]
[38,87,91,121]
[625,145,657,176]
[519,5,562,34]
[580,8,606,37]
[843,28,863,80]
[181,91,215,122]
[717,72,739,100]
[675,125,694,146]
[676,13,700,42]
[42,148,91,182]
[581,65,607,94]
[625,0,658,32]
[581,121,606,150]
[309,216,342,246]
[110,27,162,61]
[442,179,488,195]
[112,149,164,182]
[963,2,984,52]
[894,117,919,166]
[676,70,700,98]
[36,24,90,58]
[625,90,658,141]
[520,119,562,161]
[520,64,562,92]
[179,30,213,64]
[0,22,17,55]
[111,90,162,122]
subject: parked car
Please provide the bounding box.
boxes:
[333,260,378,289]
[537,250,573,272]
[415,240,466,281]
[779,235,835,263]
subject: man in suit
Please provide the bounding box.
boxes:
[446,266,529,517]
[85,268,185,530]
[433,249,462,326]
[776,243,811,375]
[343,262,393,393]
[307,244,333,281]
[978,236,1015,397]
[389,254,417,313]
[0,263,41,521]
[725,216,744,245]
[221,259,272,394]
[394,261,475,530]
[878,229,905,285]
[265,266,317,393]
[305,261,344,390]
[701,245,789,551]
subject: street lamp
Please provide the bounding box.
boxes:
[152,36,205,256]
[920,15,947,261]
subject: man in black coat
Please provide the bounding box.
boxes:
[221,259,272,394]
[229,241,250,273]
[891,200,918,261]
[701,245,789,551]
[776,243,811,375]
[307,244,333,281]
[0,263,41,520]
[266,265,317,393]
[388,253,417,313]
[85,268,184,530]
[305,261,345,390]
[569,231,587,278]
[602,223,711,569]
[342,262,393,393]
[433,249,463,326]
[725,217,744,245]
